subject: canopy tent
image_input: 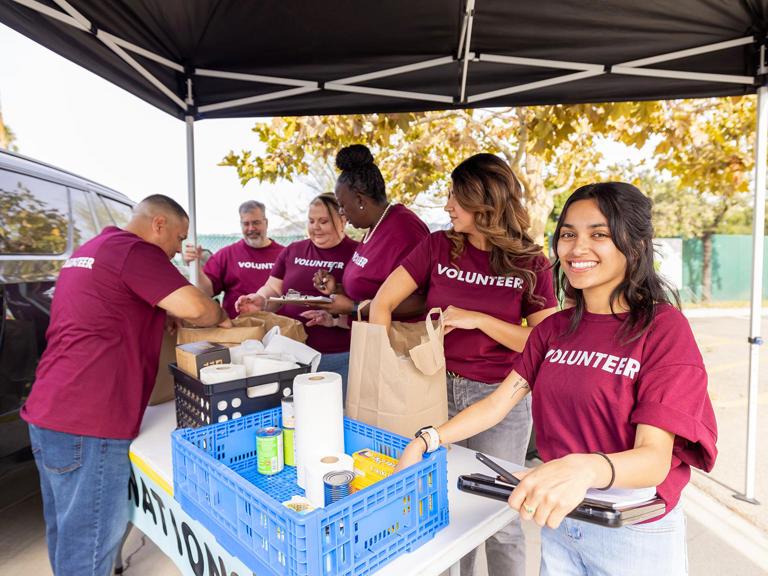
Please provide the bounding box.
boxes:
[1,0,765,502]
[1,1,766,119]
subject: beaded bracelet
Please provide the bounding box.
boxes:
[594,451,616,491]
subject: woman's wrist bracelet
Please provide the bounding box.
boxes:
[593,451,616,490]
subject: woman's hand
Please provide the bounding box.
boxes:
[300,309,337,328]
[393,439,427,474]
[313,269,337,295]
[507,454,598,529]
[311,293,355,315]
[443,305,484,333]
[235,293,266,315]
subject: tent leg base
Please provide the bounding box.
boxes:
[732,494,760,505]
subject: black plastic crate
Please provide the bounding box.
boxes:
[169,362,310,428]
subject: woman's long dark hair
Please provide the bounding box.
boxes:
[552,182,680,342]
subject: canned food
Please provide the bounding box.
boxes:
[256,426,284,475]
[323,470,355,506]
[283,427,295,467]
[281,395,295,428]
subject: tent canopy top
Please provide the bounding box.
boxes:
[2,0,768,120]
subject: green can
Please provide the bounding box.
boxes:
[283,427,295,467]
[256,427,284,475]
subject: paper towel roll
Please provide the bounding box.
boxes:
[294,372,345,487]
[229,339,265,365]
[304,453,354,508]
[199,363,247,384]
[243,356,299,377]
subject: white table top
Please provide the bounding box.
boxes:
[131,403,519,576]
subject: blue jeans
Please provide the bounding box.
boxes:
[541,505,687,575]
[317,351,350,402]
[29,424,132,576]
[448,374,532,576]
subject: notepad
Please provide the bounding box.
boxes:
[583,486,658,509]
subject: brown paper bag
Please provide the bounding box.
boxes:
[148,329,178,406]
[237,311,308,343]
[177,316,266,346]
[346,307,447,437]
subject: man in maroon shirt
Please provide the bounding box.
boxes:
[184,200,284,318]
[22,195,228,576]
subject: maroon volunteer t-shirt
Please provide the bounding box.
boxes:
[513,305,718,516]
[22,227,189,439]
[271,237,359,353]
[203,239,284,317]
[402,231,556,383]
[342,204,429,303]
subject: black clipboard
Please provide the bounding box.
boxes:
[459,453,666,528]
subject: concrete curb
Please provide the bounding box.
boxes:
[682,483,768,571]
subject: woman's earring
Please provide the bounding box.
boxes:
[359,205,364,210]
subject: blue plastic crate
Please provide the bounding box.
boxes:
[172,408,449,576]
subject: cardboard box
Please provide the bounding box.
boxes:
[148,330,178,406]
[176,341,231,379]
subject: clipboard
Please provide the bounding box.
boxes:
[268,294,333,305]
[458,452,666,528]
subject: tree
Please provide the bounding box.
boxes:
[0,187,68,254]
[221,103,664,244]
[0,98,18,151]
[636,96,756,302]
[222,97,758,302]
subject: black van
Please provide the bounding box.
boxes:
[0,150,135,477]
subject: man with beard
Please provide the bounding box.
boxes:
[184,200,284,318]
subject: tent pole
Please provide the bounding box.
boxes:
[735,45,766,505]
[185,78,198,285]
[185,114,198,284]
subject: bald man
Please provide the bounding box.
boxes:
[21,194,227,576]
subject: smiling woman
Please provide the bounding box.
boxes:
[371,153,559,576]
[552,182,677,340]
[555,199,628,311]
[235,193,359,394]
[394,181,717,576]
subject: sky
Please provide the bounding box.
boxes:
[0,23,315,236]
[0,22,650,237]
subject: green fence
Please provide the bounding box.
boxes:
[682,235,768,302]
[197,233,765,303]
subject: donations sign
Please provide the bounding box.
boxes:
[128,458,255,576]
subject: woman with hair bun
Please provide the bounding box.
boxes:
[313,144,429,319]
[371,153,558,576]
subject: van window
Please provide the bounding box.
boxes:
[91,194,114,229]
[0,171,69,255]
[69,188,99,248]
[102,197,133,227]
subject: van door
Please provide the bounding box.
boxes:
[0,170,70,463]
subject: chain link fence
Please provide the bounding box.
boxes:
[197,233,307,253]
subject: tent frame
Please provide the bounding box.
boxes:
[12,0,765,503]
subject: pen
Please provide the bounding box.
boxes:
[475,452,521,486]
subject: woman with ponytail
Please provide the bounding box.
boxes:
[371,153,558,576]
